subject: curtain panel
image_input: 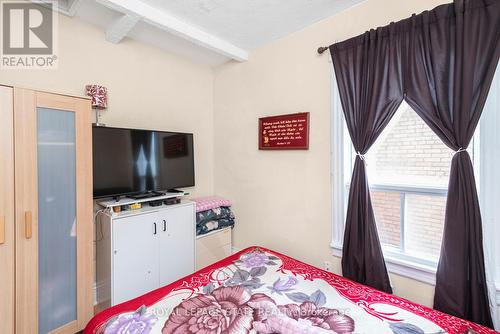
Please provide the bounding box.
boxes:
[329,24,405,294]
[330,0,500,327]
[404,0,500,327]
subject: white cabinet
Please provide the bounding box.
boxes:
[158,207,195,286]
[96,201,196,306]
[113,212,160,305]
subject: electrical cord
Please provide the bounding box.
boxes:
[93,208,110,242]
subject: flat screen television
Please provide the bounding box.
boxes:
[92,126,195,198]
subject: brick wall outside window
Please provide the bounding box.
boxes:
[371,190,401,248]
[366,104,450,260]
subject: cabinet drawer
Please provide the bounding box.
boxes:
[196,244,232,269]
[197,228,231,249]
[196,228,232,270]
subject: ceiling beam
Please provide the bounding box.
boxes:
[95,0,248,62]
[106,14,140,44]
[66,0,83,17]
[36,0,81,16]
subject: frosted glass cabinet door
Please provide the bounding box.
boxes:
[14,89,93,334]
[37,108,77,333]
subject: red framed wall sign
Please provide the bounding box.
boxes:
[259,112,309,150]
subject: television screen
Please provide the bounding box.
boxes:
[92,126,195,198]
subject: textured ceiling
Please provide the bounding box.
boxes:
[60,0,365,66]
[139,0,365,50]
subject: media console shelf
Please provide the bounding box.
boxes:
[97,192,187,209]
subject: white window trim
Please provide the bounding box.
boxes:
[330,242,437,285]
[329,60,500,312]
[479,64,500,328]
[497,284,500,308]
[330,63,345,254]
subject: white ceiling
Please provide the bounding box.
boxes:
[51,0,364,66]
[138,0,364,51]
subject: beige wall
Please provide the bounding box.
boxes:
[0,13,214,197]
[1,0,484,314]
[213,0,451,307]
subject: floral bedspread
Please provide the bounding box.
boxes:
[84,247,496,334]
[196,206,235,236]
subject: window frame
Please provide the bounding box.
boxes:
[330,71,439,285]
[357,183,447,267]
[478,65,500,327]
[330,68,475,286]
[342,103,465,269]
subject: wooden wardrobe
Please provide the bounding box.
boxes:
[0,86,94,334]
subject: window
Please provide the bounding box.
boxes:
[343,102,465,267]
[331,64,500,324]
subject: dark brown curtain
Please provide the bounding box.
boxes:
[329,0,500,325]
[329,24,405,294]
[403,0,500,327]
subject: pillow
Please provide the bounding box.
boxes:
[192,196,232,212]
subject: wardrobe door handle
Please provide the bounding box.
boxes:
[163,220,166,232]
[0,215,5,244]
[153,222,157,235]
[25,211,32,239]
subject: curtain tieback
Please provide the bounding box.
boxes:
[356,151,366,160]
[455,147,467,155]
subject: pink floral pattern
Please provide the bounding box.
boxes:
[162,286,254,334]
[162,286,354,334]
[85,247,496,334]
[192,196,232,213]
[85,85,108,109]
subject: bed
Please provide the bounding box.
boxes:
[84,246,496,334]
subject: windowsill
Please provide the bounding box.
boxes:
[330,243,500,306]
[330,242,437,285]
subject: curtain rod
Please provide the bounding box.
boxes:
[317,46,329,54]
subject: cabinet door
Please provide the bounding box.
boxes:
[0,86,14,334]
[14,89,93,334]
[159,205,195,286]
[113,213,160,305]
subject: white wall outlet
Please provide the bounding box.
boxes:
[324,261,332,272]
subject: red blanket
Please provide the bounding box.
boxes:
[85,246,497,334]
